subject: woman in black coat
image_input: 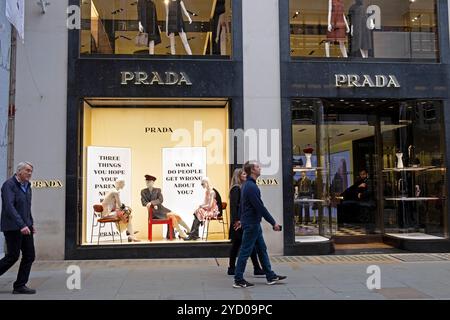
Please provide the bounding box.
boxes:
[228,169,264,276]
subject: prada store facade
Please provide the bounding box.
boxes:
[282,0,450,255]
[66,0,242,260]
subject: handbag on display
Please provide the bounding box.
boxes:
[135,32,149,47]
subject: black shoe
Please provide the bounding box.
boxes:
[183,235,199,241]
[233,279,254,288]
[12,286,36,294]
[227,267,235,276]
[267,275,287,285]
[253,268,266,277]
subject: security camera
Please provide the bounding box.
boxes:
[37,0,50,14]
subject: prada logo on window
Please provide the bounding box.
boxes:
[121,71,193,86]
[335,74,401,88]
[31,180,64,189]
[256,178,280,186]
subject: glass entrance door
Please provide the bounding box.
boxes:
[324,102,380,237]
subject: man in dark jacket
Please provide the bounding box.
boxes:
[233,161,286,288]
[0,162,36,294]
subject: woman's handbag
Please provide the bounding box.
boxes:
[135,32,149,47]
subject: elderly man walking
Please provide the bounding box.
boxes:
[0,162,36,294]
[233,161,286,288]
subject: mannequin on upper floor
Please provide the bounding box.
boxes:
[165,0,192,55]
[325,0,350,58]
[138,0,162,55]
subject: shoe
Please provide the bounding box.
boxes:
[227,267,235,276]
[253,268,266,277]
[233,279,254,288]
[128,236,141,242]
[12,286,36,294]
[267,275,287,285]
[183,235,199,241]
[126,231,139,236]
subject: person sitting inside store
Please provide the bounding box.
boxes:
[338,169,375,231]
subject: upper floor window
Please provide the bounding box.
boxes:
[80,0,232,57]
[290,0,439,61]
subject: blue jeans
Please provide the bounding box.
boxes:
[234,224,276,281]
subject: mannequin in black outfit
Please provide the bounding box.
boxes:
[165,0,192,55]
[348,0,374,58]
[138,0,161,55]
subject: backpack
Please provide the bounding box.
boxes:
[213,188,223,217]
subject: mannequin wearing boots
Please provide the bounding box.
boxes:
[102,180,140,242]
[185,177,220,241]
[141,175,190,239]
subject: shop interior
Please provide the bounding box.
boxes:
[292,99,448,244]
[80,0,232,56]
[289,0,438,60]
[81,98,231,245]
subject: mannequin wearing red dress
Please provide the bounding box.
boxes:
[325,0,350,58]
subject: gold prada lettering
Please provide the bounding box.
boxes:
[31,180,64,189]
[256,179,280,186]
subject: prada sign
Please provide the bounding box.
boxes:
[121,71,193,86]
[256,178,280,186]
[335,74,401,88]
[32,180,64,189]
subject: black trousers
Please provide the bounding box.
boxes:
[229,229,261,270]
[0,230,35,289]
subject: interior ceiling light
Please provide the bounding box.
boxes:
[292,11,300,19]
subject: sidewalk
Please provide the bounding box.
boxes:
[1,253,450,300]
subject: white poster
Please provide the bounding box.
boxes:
[6,0,24,41]
[86,146,132,243]
[162,147,207,237]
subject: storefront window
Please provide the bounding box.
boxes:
[80,0,232,57]
[289,0,439,60]
[292,99,447,242]
[81,99,230,245]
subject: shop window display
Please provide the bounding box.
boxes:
[291,99,448,242]
[80,0,232,56]
[290,0,439,60]
[81,101,231,245]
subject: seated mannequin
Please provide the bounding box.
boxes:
[102,180,140,242]
[184,177,220,241]
[140,174,191,239]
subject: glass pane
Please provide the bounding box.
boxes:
[381,101,447,239]
[80,0,232,57]
[324,102,380,236]
[81,101,231,245]
[292,99,335,241]
[289,0,438,61]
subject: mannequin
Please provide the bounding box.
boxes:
[138,0,162,55]
[102,180,140,242]
[348,0,374,58]
[215,0,229,56]
[185,177,220,241]
[140,175,191,239]
[325,0,350,58]
[298,171,313,224]
[165,0,192,55]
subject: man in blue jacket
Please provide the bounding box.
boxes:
[233,161,286,288]
[0,162,36,294]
